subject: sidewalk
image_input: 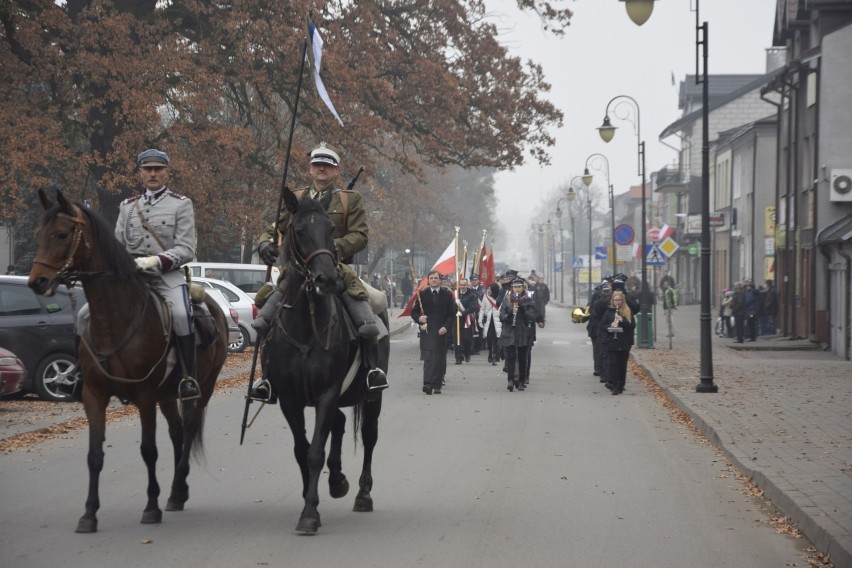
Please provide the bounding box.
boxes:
[629,303,852,568]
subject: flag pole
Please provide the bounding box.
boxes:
[454,227,461,342]
[473,229,486,275]
[241,15,311,446]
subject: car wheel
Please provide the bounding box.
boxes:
[34,352,81,402]
[229,325,249,353]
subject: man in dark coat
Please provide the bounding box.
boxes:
[453,278,480,364]
[763,279,778,334]
[588,278,613,379]
[400,271,414,309]
[411,270,456,395]
[730,282,747,343]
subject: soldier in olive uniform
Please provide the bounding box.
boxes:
[249,142,388,399]
[60,149,200,400]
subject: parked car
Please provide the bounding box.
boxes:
[186,262,279,299]
[0,275,84,401]
[203,287,243,349]
[192,276,257,352]
[0,347,27,398]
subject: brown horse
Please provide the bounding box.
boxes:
[28,190,227,533]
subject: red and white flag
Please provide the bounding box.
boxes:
[479,243,495,287]
[399,237,457,317]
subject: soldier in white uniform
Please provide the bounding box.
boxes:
[59,148,199,400]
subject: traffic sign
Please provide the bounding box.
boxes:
[555,261,563,273]
[572,257,585,269]
[648,227,661,241]
[614,224,635,245]
[687,244,699,256]
[659,237,679,257]
[645,244,666,266]
[594,246,608,260]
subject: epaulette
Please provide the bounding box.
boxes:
[166,192,189,200]
[122,195,141,205]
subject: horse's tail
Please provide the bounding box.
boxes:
[352,401,363,447]
[182,401,208,460]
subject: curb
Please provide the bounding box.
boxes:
[631,351,851,568]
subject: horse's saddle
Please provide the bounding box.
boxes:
[188,284,218,346]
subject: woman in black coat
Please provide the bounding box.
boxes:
[599,290,635,395]
[498,279,538,392]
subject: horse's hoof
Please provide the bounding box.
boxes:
[353,495,373,512]
[329,477,349,499]
[75,517,97,533]
[165,499,185,512]
[295,516,320,534]
[141,509,163,524]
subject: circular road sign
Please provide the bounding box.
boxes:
[614,224,635,246]
[648,227,661,241]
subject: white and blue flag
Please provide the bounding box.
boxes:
[307,17,344,127]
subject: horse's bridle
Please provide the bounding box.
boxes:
[32,208,91,286]
[284,219,338,284]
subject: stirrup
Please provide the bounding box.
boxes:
[248,378,277,403]
[366,368,389,391]
[178,377,201,401]
[56,376,81,400]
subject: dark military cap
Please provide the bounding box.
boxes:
[137,148,170,167]
[511,278,525,287]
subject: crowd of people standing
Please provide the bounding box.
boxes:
[410,270,550,395]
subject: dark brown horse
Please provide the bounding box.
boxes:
[263,189,387,533]
[28,190,227,533]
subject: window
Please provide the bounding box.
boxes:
[0,284,43,316]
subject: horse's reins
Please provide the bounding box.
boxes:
[278,218,339,351]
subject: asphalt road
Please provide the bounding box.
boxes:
[1,308,816,568]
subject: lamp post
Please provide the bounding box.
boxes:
[567,175,591,302]
[621,0,715,389]
[559,193,578,305]
[582,153,616,274]
[597,94,652,348]
[555,197,572,303]
[545,218,554,290]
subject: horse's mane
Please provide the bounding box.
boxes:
[295,194,328,217]
[42,202,137,279]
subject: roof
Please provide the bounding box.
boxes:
[678,74,765,110]
[660,68,785,140]
[817,212,852,246]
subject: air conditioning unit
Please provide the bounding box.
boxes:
[830,169,852,202]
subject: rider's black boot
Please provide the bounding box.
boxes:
[176,333,200,400]
[342,293,382,338]
[362,339,388,391]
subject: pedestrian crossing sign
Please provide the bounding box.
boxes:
[645,244,666,266]
[572,257,585,269]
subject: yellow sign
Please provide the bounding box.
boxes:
[659,237,679,257]
[765,207,776,236]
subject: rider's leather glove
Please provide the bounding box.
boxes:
[259,241,279,266]
[134,255,161,272]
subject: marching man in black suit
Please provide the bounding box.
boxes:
[411,270,457,395]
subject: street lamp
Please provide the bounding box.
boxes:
[555,197,573,303]
[619,0,655,26]
[583,153,616,274]
[557,193,577,305]
[597,94,652,348]
[621,0,715,389]
[567,175,593,301]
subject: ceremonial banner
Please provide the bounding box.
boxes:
[307,17,344,127]
[480,243,495,287]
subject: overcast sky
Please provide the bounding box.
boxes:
[486,0,778,250]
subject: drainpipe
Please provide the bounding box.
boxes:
[839,246,852,360]
[752,129,758,281]
[760,85,783,334]
[790,73,800,340]
[810,59,821,340]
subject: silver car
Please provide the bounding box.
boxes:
[192,277,257,353]
[202,287,242,349]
